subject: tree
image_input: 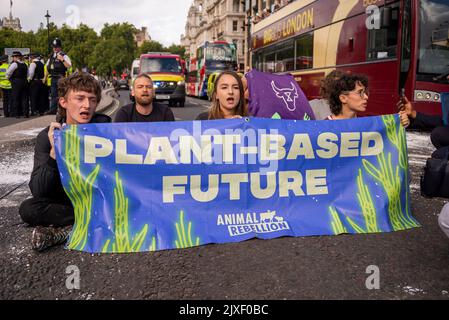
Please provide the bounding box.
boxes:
[166,44,186,59]
[138,40,165,55]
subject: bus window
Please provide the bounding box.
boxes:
[296,33,313,70]
[275,42,295,72]
[367,3,399,60]
[265,53,276,73]
[417,0,449,83]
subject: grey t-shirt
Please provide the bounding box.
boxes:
[309,99,332,120]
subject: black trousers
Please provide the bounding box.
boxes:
[30,80,46,115]
[42,85,50,113]
[431,126,449,150]
[1,88,11,117]
[19,197,74,228]
[10,78,28,117]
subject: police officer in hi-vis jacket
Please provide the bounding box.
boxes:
[0,55,12,117]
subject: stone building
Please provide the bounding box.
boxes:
[1,13,22,32]
[181,0,246,69]
[134,27,151,47]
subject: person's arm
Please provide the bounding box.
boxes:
[28,62,36,81]
[5,62,17,79]
[412,112,443,130]
[397,95,443,130]
[62,54,72,68]
[28,125,64,198]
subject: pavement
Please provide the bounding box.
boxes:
[0,97,448,300]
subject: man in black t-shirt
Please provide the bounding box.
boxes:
[114,74,175,123]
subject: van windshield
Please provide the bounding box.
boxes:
[140,58,181,74]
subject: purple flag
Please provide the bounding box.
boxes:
[246,69,315,120]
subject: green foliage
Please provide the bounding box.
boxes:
[166,43,186,59]
[64,126,100,251]
[175,211,200,249]
[138,40,165,55]
[1,23,183,76]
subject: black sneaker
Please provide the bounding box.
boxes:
[31,226,72,252]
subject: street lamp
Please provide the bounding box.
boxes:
[45,10,51,55]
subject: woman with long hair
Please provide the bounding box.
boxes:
[196,71,248,120]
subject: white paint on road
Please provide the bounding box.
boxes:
[402,286,426,296]
[0,150,33,187]
[14,128,44,137]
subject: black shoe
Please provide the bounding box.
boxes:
[31,226,72,252]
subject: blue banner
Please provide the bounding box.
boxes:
[54,115,419,253]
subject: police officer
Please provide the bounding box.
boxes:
[46,38,72,114]
[23,54,31,116]
[28,53,46,116]
[6,51,28,118]
[0,55,12,117]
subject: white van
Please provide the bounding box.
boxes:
[129,59,140,88]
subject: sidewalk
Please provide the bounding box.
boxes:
[0,89,116,150]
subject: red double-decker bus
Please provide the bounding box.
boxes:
[187,41,238,98]
[250,0,449,116]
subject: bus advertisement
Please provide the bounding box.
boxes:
[139,52,186,107]
[187,41,238,98]
[250,0,449,116]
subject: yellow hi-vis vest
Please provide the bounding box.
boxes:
[0,63,12,90]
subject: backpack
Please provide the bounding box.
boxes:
[420,146,449,198]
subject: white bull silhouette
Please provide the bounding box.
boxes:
[260,210,276,223]
[271,81,299,112]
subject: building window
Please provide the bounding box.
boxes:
[233,20,238,32]
[233,0,240,12]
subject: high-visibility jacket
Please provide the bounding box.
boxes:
[0,63,12,90]
[44,64,51,86]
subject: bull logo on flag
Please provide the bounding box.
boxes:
[246,69,315,120]
[271,81,299,112]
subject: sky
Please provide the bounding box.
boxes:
[1,0,192,46]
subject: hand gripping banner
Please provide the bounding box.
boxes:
[54,115,419,253]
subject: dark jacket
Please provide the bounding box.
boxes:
[29,114,111,201]
[410,112,443,131]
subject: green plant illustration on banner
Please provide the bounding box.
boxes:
[102,171,156,253]
[64,126,100,251]
[329,169,381,234]
[360,115,419,230]
[329,207,348,234]
[381,114,419,227]
[329,115,420,234]
[175,210,200,249]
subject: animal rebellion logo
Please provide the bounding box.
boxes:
[217,210,290,237]
[271,81,299,112]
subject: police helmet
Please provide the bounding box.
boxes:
[52,38,62,48]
